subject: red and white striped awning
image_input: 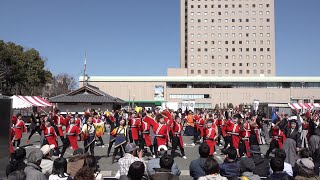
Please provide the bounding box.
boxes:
[12,95,52,109]
[288,103,320,109]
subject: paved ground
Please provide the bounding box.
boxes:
[19,130,270,179]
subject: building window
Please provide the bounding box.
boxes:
[254,70,257,74]
[225,63,229,67]
[239,70,243,74]
[225,70,229,74]
[232,70,236,74]
[191,70,194,74]
[211,70,215,74]
[260,70,264,74]
[205,70,208,74]
[268,70,271,74]
[191,63,194,67]
[246,70,250,74]
[198,70,201,74]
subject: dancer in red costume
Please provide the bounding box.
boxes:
[171,115,186,159]
[144,113,168,157]
[203,119,218,156]
[13,114,26,148]
[53,109,65,141]
[60,117,80,157]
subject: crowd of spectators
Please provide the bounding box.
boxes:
[6,143,320,180]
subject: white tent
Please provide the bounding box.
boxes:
[11,95,33,109]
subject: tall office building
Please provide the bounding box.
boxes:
[180,0,275,77]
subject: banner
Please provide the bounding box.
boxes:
[154,85,164,101]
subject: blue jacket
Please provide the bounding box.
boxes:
[219,160,240,178]
[189,158,206,180]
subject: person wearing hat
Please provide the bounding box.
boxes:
[118,143,144,176]
[239,157,260,180]
[40,144,55,177]
[24,149,47,180]
[249,145,270,177]
[203,119,218,156]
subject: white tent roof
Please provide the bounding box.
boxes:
[11,95,33,109]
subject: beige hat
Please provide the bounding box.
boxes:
[40,144,55,155]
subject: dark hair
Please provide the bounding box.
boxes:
[274,148,286,161]
[199,143,210,158]
[52,158,68,178]
[16,113,22,118]
[225,147,237,160]
[73,167,95,180]
[84,155,98,172]
[313,148,320,163]
[160,154,174,169]
[299,148,311,158]
[14,147,26,161]
[270,157,284,172]
[55,109,60,114]
[155,114,164,122]
[8,170,26,180]
[204,157,219,175]
[281,176,294,180]
[73,148,85,155]
[127,161,145,180]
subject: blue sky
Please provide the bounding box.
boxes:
[0,0,319,77]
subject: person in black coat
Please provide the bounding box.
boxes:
[6,148,27,177]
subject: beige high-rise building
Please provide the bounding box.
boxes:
[180,0,275,77]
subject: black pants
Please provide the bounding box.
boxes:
[85,142,95,156]
[13,139,21,147]
[224,135,232,149]
[171,136,185,157]
[113,144,125,160]
[217,127,222,145]
[28,126,42,140]
[153,138,159,157]
[193,127,199,143]
[107,140,115,157]
[140,135,154,155]
[60,138,70,157]
[249,133,259,146]
[53,125,64,142]
[239,140,248,157]
[97,137,104,145]
[266,139,279,157]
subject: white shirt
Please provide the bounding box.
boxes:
[49,173,69,180]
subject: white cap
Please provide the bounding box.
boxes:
[157,145,168,152]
